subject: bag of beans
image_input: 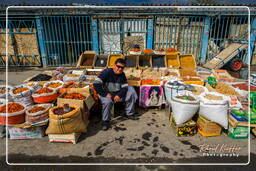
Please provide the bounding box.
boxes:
[46,104,86,134]
[171,93,199,124]
[10,85,34,106]
[44,80,64,92]
[25,103,52,124]
[32,87,59,104]
[199,92,229,128]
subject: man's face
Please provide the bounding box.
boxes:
[113,62,125,74]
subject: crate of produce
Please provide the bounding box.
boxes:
[48,132,81,144]
[227,126,249,139]
[86,68,103,76]
[170,114,197,137]
[108,54,124,68]
[124,68,142,86]
[93,54,109,69]
[165,52,180,69]
[205,82,241,96]
[141,79,162,86]
[160,69,180,81]
[57,88,94,121]
[182,76,204,86]
[179,69,198,77]
[212,69,234,82]
[141,68,162,80]
[59,82,90,94]
[8,126,45,140]
[179,54,196,69]
[197,115,222,136]
[76,51,95,68]
[138,55,152,69]
[152,54,166,68]
[124,55,138,68]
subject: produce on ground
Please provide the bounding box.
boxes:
[13,87,29,94]
[0,102,25,113]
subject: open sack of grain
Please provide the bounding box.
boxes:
[0,102,26,125]
[25,103,52,125]
[199,92,229,129]
[10,85,34,106]
[44,80,64,92]
[171,93,199,124]
[46,104,86,134]
[32,87,59,104]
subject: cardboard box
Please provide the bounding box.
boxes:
[197,115,222,136]
[138,55,152,69]
[48,133,81,144]
[151,54,166,68]
[179,54,196,69]
[57,88,95,121]
[108,54,124,68]
[76,51,95,68]
[170,115,197,137]
[229,114,256,128]
[93,54,109,69]
[127,80,141,86]
[165,52,180,69]
[124,55,139,68]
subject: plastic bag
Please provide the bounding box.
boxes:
[32,88,58,104]
[10,85,34,106]
[0,102,26,125]
[171,93,199,124]
[23,82,42,92]
[26,103,52,124]
[199,92,229,129]
[164,80,186,104]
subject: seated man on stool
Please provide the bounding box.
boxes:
[94,58,138,131]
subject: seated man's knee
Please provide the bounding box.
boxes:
[101,98,113,105]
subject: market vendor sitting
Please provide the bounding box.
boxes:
[93,58,138,131]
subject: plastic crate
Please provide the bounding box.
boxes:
[179,54,196,69]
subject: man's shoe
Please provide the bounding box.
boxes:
[101,121,110,131]
[125,115,139,120]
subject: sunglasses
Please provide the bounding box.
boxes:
[116,65,125,69]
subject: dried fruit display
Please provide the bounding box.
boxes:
[13,87,29,94]
[35,87,53,94]
[66,74,80,77]
[63,93,86,100]
[28,106,46,113]
[180,70,197,77]
[213,83,239,96]
[29,74,52,81]
[47,82,62,88]
[182,77,202,81]
[143,49,154,54]
[0,103,25,113]
[204,94,223,100]
[53,104,75,115]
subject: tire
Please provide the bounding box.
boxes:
[228,58,243,72]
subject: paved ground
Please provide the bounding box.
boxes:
[0,68,255,170]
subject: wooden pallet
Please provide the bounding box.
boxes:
[204,43,247,69]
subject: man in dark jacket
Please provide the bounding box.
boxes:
[94,58,138,130]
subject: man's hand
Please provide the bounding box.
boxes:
[113,95,121,103]
[106,93,112,99]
